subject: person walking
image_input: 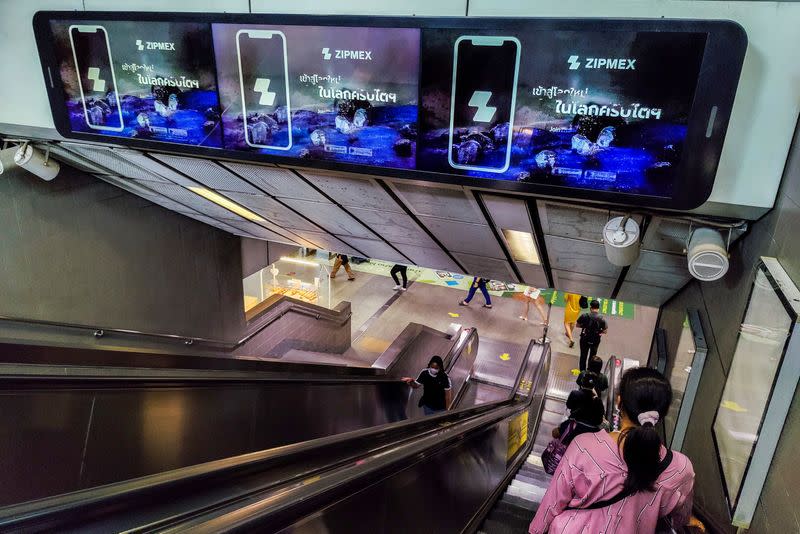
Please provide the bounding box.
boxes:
[576,299,607,371]
[401,355,452,416]
[390,264,408,291]
[520,286,548,324]
[563,292,582,348]
[459,277,492,308]
[529,367,698,534]
[330,254,355,281]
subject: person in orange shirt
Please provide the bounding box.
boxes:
[563,293,582,348]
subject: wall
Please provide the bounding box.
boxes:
[2,1,799,216]
[0,164,246,343]
[657,119,800,532]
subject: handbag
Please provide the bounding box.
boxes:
[542,421,576,475]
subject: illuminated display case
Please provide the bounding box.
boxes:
[243,255,332,311]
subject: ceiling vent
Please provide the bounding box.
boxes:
[687,228,729,281]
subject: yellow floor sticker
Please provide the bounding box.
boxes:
[571,368,581,376]
[448,312,460,318]
[500,353,511,361]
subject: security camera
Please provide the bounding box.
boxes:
[687,228,729,281]
[13,145,60,181]
[603,215,640,266]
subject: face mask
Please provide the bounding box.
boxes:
[428,368,439,376]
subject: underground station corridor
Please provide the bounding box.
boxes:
[0,2,799,533]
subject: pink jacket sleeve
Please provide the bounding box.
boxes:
[663,456,696,527]
[528,448,576,534]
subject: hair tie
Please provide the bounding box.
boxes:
[637,411,660,427]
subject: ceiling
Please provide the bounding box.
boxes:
[38,141,746,307]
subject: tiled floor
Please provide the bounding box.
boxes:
[325,270,658,370]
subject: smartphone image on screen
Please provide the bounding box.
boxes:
[68,25,124,131]
[448,35,520,173]
[236,29,292,150]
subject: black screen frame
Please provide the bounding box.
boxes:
[33,11,747,210]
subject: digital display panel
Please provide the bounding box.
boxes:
[35,13,747,210]
[418,30,707,198]
[50,20,223,147]
[213,24,419,169]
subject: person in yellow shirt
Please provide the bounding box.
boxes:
[563,293,582,348]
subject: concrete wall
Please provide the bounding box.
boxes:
[0,164,246,343]
[657,119,800,533]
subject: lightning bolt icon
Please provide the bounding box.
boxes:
[253,78,276,106]
[322,47,331,60]
[468,91,496,123]
[87,67,105,92]
[568,55,581,70]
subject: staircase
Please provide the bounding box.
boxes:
[478,397,567,533]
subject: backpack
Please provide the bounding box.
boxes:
[542,421,576,475]
[579,295,589,309]
[581,314,603,344]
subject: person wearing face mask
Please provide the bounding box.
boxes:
[529,367,702,534]
[401,355,452,416]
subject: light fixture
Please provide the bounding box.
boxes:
[278,256,319,267]
[603,215,640,266]
[187,186,265,223]
[0,145,60,181]
[687,227,729,281]
[501,229,541,264]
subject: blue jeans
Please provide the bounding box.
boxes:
[464,282,491,305]
[423,405,445,416]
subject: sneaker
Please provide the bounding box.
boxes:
[483,304,493,309]
[393,285,402,290]
[568,340,575,348]
[399,287,407,291]
[459,300,469,306]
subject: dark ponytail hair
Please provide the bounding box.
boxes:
[427,356,447,378]
[618,367,672,493]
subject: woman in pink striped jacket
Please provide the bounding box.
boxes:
[529,367,698,534]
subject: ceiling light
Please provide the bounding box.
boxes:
[502,229,540,264]
[188,186,265,223]
[603,216,640,266]
[279,256,320,267]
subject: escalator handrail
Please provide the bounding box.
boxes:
[164,344,552,532]
[446,327,478,408]
[0,388,513,529]
[603,355,622,430]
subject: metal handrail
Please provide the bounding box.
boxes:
[0,297,351,350]
[604,355,621,430]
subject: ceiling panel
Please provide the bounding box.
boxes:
[177,212,252,236]
[537,200,643,242]
[552,270,616,298]
[287,230,361,256]
[389,182,484,224]
[223,192,321,232]
[333,236,407,264]
[626,250,692,289]
[346,207,439,247]
[150,154,262,194]
[482,194,532,233]
[452,253,518,283]
[392,243,462,273]
[111,149,194,184]
[130,179,241,220]
[63,144,170,182]
[223,162,327,201]
[419,216,505,258]
[642,217,691,254]
[545,235,622,278]
[617,282,677,308]
[516,262,548,288]
[298,171,401,212]
[279,198,375,238]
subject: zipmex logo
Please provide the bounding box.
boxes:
[136,39,176,51]
[253,78,276,106]
[321,47,373,60]
[322,47,332,60]
[87,67,105,92]
[136,39,144,51]
[568,55,581,70]
[468,91,496,123]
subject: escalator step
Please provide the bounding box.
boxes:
[495,501,534,522]
[515,472,550,487]
[487,509,531,531]
[500,493,538,510]
[482,518,525,534]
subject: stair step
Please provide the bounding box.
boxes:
[515,472,550,487]
[495,501,534,522]
[506,484,546,502]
